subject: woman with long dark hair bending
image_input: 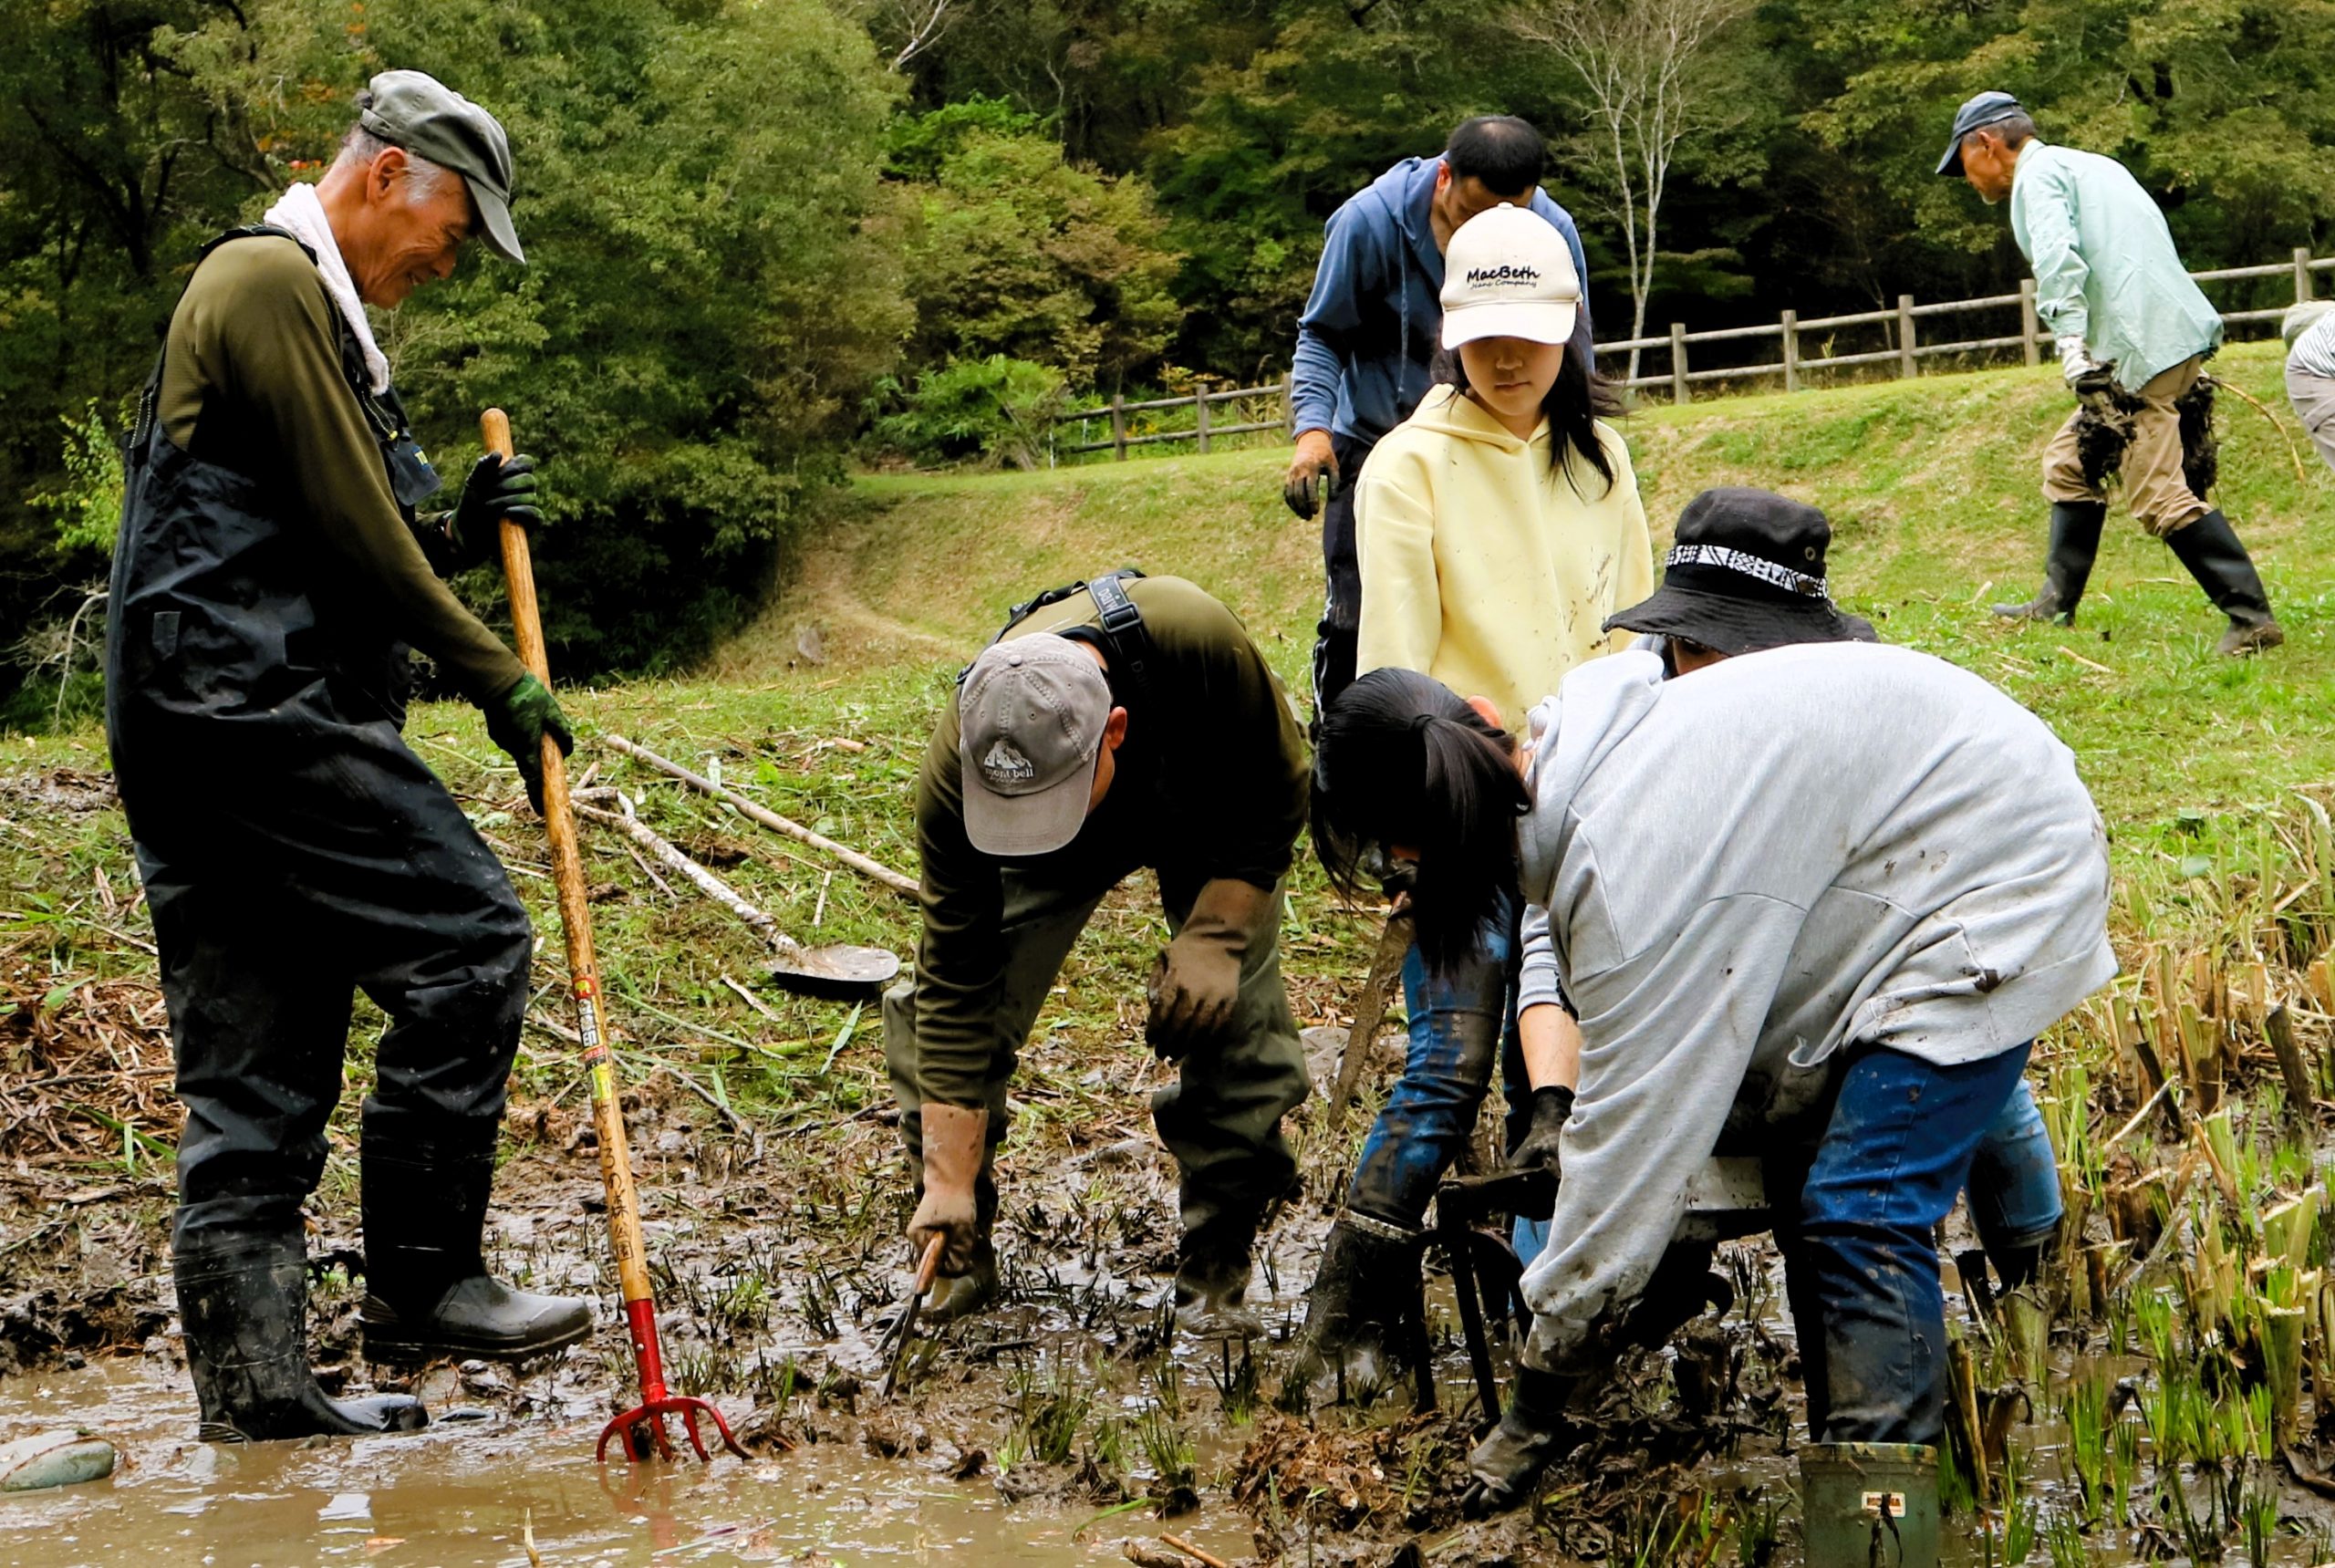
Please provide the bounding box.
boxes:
[1289,202,1651,1392]
[1309,490,2113,1529]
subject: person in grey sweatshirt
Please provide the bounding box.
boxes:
[1309,488,2114,1521]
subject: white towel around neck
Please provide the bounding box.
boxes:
[262,182,391,395]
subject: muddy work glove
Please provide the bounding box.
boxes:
[1147,878,1272,1058]
[483,673,574,814]
[1508,1085,1574,1176]
[1282,429,1340,520]
[449,452,543,568]
[908,1102,989,1276]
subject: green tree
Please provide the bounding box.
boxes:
[893,97,1180,389]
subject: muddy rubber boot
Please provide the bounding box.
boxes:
[926,1231,1001,1325]
[176,1232,430,1443]
[1991,502,2106,624]
[2164,509,2283,654]
[1459,1366,1581,1518]
[1284,1214,1424,1399]
[1173,1220,1263,1341]
[359,1150,590,1364]
[1799,1443,1939,1568]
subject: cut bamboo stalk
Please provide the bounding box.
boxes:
[2268,1002,2316,1111]
[606,732,918,898]
[1947,1335,1989,1500]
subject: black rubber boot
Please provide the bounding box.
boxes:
[1284,1214,1424,1398]
[1174,1218,1262,1340]
[1991,502,2106,624]
[2164,509,2284,655]
[1461,1365,1582,1517]
[359,1149,590,1364]
[176,1232,429,1443]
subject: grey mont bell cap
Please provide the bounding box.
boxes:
[358,69,524,264]
[959,635,1113,857]
[1936,90,2025,177]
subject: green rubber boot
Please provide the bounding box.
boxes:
[1799,1443,1938,1568]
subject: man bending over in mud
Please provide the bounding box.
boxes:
[886,573,1312,1333]
[1309,489,2114,1535]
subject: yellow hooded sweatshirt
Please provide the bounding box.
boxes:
[1354,382,1654,730]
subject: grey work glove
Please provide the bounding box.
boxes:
[908,1102,989,1276]
[1282,429,1340,520]
[449,452,542,568]
[483,672,574,814]
[1508,1085,1574,1176]
[1147,877,1272,1058]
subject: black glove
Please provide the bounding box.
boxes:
[483,672,574,814]
[449,452,542,568]
[1508,1085,1573,1175]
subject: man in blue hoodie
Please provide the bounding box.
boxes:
[1283,115,1593,712]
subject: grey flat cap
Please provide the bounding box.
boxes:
[357,69,524,264]
[1936,90,2025,177]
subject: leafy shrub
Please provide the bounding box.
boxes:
[869,356,1067,470]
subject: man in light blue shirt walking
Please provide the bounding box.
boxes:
[1940,92,2281,655]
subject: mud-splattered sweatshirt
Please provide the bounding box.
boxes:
[1354,383,1651,731]
[1510,642,2114,1374]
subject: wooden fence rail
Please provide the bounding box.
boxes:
[1047,247,2330,458]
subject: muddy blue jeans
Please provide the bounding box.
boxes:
[1342,888,1523,1232]
[1770,1041,2034,1447]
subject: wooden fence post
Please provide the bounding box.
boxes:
[2019,279,2039,368]
[1194,379,1211,454]
[1281,371,1295,437]
[1781,308,1800,394]
[1111,392,1127,462]
[2298,247,2315,305]
[1670,323,1690,405]
[1897,295,1917,379]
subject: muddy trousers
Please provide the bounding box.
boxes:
[884,870,1311,1255]
[2040,357,2210,536]
[1768,1042,2034,1447]
[1343,884,1526,1234]
[1311,433,1375,718]
[124,711,534,1262]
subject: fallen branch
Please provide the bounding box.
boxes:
[573,797,777,941]
[605,733,918,898]
[2208,375,2309,487]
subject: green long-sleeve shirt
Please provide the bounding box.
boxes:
[2008,140,2223,393]
[158,234,525,703]
[911,576,1310,1106]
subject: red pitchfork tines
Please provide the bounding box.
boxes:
[597,1300,749,1462]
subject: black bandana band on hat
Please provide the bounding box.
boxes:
[1663,544,1831,600]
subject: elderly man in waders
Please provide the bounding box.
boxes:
[106,71,587,1443]
[1941,90,2281,655]
[885,575,1312,1334]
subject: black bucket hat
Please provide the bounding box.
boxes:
[1603,487,1876,654]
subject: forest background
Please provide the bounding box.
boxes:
[5,0,2333,718]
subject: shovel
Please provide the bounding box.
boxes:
[485,409,746,1466]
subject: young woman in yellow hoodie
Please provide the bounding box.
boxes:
[1290,203,1652,1394]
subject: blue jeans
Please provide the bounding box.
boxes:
[1343,888,1523,1231]
[1771,1042,2034,1446]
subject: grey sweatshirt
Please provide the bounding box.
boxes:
[1511,643,2114,1374]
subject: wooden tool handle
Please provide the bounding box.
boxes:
[483,409,653,1308]
[912,1232,946,1295]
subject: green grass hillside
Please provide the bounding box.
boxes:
[734,337,2334,843]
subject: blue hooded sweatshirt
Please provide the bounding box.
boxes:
[1291,157,1593,449]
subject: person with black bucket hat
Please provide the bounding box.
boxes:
[1308,489,2115,1552]
[1938,90,2281,655]
[106,70,585,1444]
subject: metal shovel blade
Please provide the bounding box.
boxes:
[764,941,901,998]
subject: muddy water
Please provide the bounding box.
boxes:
[0,1361,1256,1568]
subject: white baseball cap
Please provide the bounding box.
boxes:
[1439,204,1581,349]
